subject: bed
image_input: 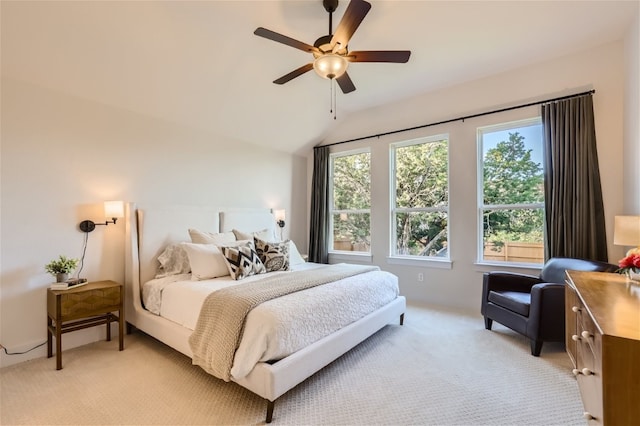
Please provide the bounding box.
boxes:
[124,203,406,423]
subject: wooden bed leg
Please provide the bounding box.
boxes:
[400,313,405,325]
[266,400,274,423]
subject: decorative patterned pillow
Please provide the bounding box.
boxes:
[156,243,191,278]
[254,238,290,272]
[220,241,266,280]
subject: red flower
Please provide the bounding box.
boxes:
[619,253,640,269]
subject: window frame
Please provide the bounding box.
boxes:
[476,117,544,267]
[328,148,372,254]
[389,134,450,262]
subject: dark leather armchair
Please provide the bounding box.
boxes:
[481,257,617,356]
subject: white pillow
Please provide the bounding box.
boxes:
[233,228,278,242]
[289,240,306,266]
[181,242,230,280]
[189,229,236,245]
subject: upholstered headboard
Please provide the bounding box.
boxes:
[128,203,277,287]
[219,208,277,241]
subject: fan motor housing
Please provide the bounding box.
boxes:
[323,0,339,13]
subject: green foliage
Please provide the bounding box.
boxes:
[330,131,543,256]
[483,132,543,205]
[45,255,79,275]
[394,141,449,255]
[482,132,544,246]
[332,153,371,248]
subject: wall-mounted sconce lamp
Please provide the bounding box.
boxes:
[274,209,286,229]
[79,201,125,233]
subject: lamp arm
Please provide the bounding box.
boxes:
[79,217,118,233]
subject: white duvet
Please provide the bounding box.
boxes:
[142,263,399,379]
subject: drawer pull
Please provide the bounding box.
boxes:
[571,306,581,313]
[571,334,581,342]
[583,412,595,420]
[572,368,594,376]
[581,330,592,339]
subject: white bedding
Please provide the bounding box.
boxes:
[142,264,399,380]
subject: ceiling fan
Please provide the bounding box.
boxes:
[254,0,411,94]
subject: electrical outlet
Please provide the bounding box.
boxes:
[418,272,424,282]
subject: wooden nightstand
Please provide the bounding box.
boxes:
[47,280,124,370]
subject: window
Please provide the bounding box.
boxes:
[391,135,449,258]
[478,118,544,265]
[330,150,371,253]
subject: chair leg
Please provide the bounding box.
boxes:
[530,339,543,356]
[484,317,493,330]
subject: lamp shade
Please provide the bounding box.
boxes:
[613,215,640,247]
[274,209,286,222]
[104,201,124,219]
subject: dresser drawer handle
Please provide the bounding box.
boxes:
[581,330,592,339]
[571,334,581,341]
[583,412,595,420]
[581,368,594,376]
[572,368,594,376]
[571,306,581,313]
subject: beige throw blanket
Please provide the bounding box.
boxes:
[189,263,378,381]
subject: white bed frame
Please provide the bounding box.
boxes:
[124,203,406,423]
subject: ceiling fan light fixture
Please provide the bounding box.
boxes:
[313,53,348,80]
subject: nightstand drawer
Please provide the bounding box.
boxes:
[59,286,121,320]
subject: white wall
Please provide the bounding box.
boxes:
[317,41,628,311]
[623,13,640,213]
[0,78,308,367]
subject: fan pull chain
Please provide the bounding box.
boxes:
[330,79,337,120]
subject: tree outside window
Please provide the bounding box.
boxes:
[330,150,371,252]
[391,136,449,257]
[479,119,544,264]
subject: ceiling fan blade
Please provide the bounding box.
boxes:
[273,63,314,85]
[254,27,320,54]
[330,0,371,50]
[347,50,411,63]
[336,72,356,94]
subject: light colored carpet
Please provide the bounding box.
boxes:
[0,304,584,425]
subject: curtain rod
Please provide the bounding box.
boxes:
[315,89,595,149]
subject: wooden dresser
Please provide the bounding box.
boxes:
[565,271,640,425]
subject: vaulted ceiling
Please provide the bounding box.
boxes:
[2,1,638,155]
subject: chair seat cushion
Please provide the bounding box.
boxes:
[488,291,531,317]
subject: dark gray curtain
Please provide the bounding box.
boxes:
[541,93,608,261]
[308,146,330,264]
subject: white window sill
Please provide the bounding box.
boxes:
[386,256,452,269]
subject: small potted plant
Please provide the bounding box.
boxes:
[45,255,79,282]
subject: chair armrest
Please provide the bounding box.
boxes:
[482,271,542,295]
[527,283,566,340]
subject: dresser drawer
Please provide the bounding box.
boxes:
[576,336,602,424]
